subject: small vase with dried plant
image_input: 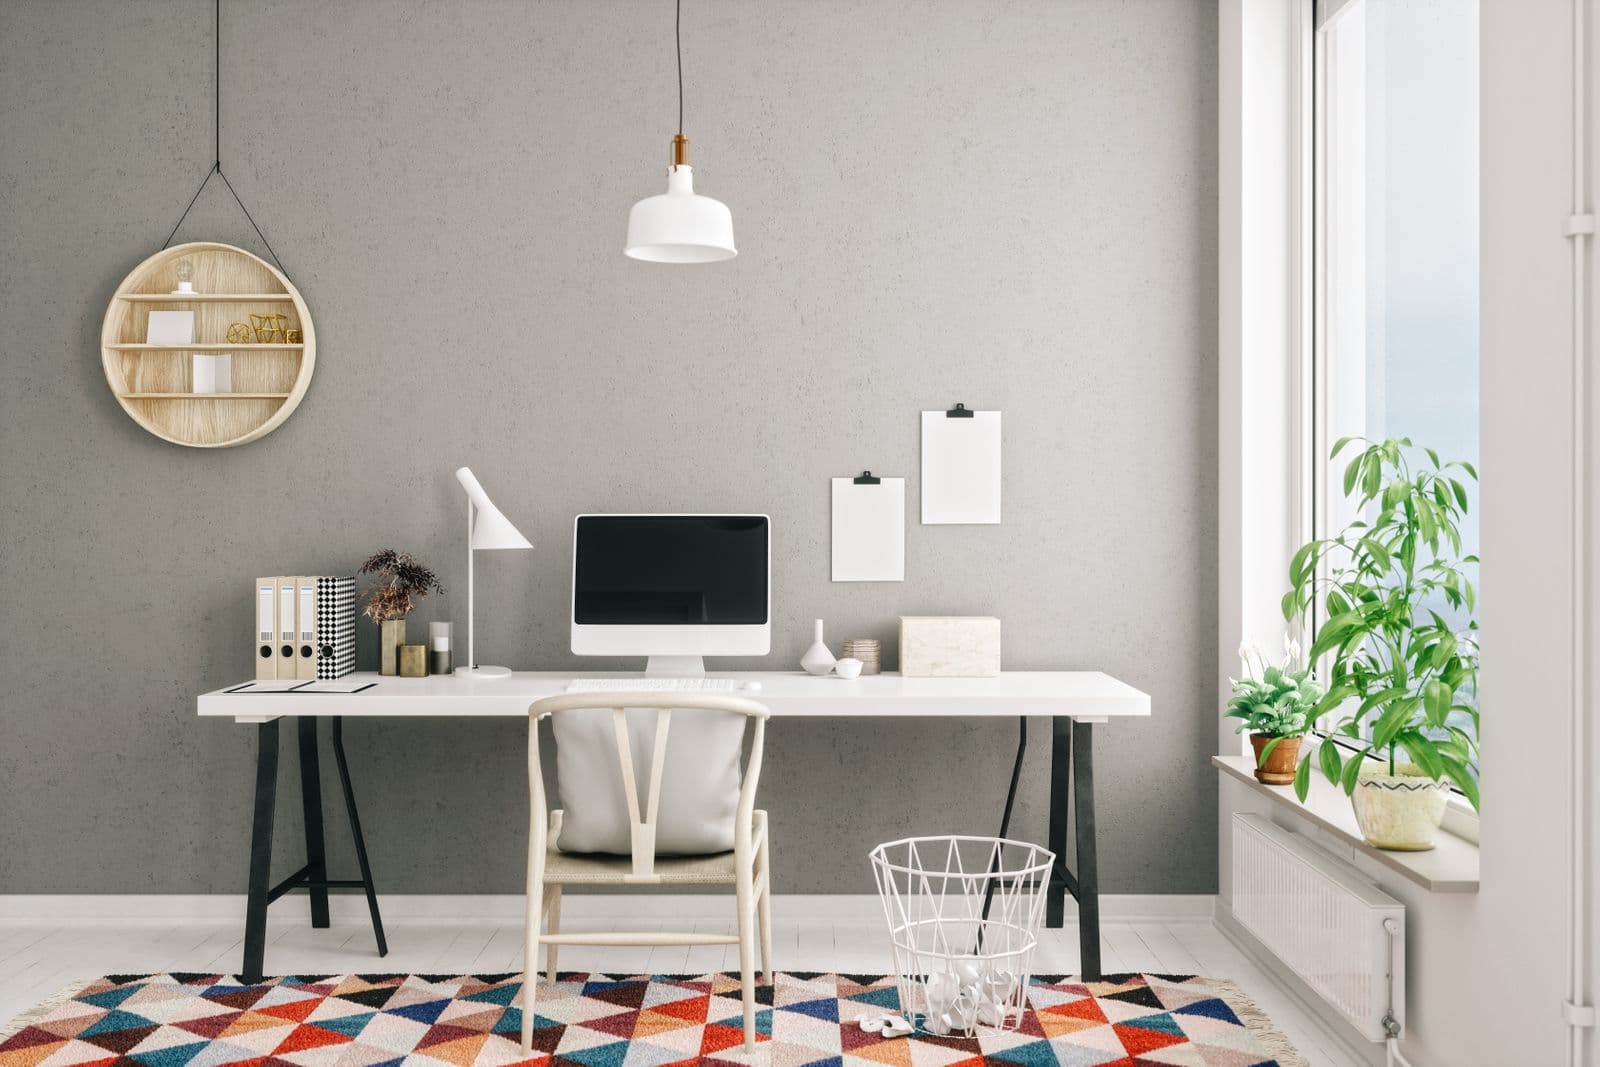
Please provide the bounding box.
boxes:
[359,549,444,675]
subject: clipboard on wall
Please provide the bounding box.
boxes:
[921,404,1002,524]
[831,471,905,582]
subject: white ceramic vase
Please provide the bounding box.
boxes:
[1350,762,1450,851]
[800,619,836,676]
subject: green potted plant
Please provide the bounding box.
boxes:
[1282,437,1479,850]
[1225,638,1322,785]
[360,549,444,676]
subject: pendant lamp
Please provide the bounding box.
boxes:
[625,0,736,262]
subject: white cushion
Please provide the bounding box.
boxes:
[553,707,744,855]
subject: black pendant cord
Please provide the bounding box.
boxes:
[676,0,683,136]
[160,0,289,278]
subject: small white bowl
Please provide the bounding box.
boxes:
[834,658,863,679]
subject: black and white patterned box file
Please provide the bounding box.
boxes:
[316,576,357,680]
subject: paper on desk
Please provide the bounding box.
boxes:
[294,680,376,693]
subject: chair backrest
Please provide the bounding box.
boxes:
[527,692,770,879]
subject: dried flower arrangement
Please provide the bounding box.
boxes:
[358,548,444,624]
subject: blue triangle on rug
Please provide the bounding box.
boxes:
[129,1039,210,1067]
[77,986,142,1010]
[559,1039,631,1067]
[784,996,841,1022]
[386,998,451,1024]
[1174,997,1241,1024]
[844,985,901,1009]
[313,1011,375,1037]
[1121,1010,1185,1036]
[465,983,520,1006]
[79,1009,155,1037]
[986,1038,1064,1065]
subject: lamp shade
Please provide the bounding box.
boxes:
[454,467,532,550]
[625,166,736,263]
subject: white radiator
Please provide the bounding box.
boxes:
[1231,813,1404,1042]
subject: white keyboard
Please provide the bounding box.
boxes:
[566,677,743,693]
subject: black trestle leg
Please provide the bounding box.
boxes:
[1073,720,1101,981]
[333,717,388,957]
[298,718,330,929]
[242,720,280,982]
[1046,717,1071,929]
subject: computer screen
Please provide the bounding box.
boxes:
[573,515,769,625]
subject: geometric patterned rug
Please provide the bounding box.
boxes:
[0,972,1305,1067]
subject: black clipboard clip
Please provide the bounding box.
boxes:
[946,403,975,418]
[853,470,882,484]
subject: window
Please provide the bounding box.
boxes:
[1312,0,1480,767]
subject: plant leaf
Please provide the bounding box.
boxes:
[1258,736,1283,766]
[1340,746,1369,793]
[1294,755,1312,802]
[1319,739,1343,786]
[1438,756,1480,811]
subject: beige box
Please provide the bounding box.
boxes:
[898,616,1001,677]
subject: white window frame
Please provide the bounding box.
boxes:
[1307,0,1479,840]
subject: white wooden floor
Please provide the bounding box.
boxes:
[0,915,1360,1066]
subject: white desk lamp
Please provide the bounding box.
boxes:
[453,467,532,680]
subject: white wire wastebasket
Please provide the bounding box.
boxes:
[870,835,1055,1037]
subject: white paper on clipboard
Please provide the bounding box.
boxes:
[831,477,905,582]
[921,409,1002,524]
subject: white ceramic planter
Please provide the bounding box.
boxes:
[1351,763,1449,851]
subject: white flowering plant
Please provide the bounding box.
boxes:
[1225,637,1323,766]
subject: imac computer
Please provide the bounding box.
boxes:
[571,514,771,676]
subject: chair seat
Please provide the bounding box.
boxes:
[544,812,768,889]
[543,846,738,885]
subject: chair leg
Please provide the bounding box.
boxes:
[757,832,774,982]
[736,855,758,1054]
[522,866,544,1055]
[737,909,757,1054]
[543,885,562,985]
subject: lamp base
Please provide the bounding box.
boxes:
[454,665,512,680]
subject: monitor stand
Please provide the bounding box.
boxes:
[646,655,705,678]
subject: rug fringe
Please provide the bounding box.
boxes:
[1210,977,1309,1067]
[0,980,91,1043]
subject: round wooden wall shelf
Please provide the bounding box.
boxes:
[101,241,315,448]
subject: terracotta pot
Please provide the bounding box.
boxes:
[1249,733,1303,785]
[379,618,406,676]
[1351,763,1449,851]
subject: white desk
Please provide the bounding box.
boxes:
[198,669,1151,982]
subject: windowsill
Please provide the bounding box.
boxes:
[1213,754,1480,893]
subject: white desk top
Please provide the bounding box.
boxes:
[198,670,1151,723]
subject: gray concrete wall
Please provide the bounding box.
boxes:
[0,0,1217,894]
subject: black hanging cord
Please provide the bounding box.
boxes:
[676,0,683,135]
[161,0,288,277]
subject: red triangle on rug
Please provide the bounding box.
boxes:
[651,995,710,1023]
[699,1022,757,1055]
[271,1024,351,1055]
[1113,1022,1189,1055]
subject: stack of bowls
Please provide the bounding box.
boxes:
[842,638,882,675]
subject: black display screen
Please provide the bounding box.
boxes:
[573,516,769,625]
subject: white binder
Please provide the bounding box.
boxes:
[277,577,297,678]
[295,576,318,680]
[255,578,278,680]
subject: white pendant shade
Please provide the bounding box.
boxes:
[625,165,736,263]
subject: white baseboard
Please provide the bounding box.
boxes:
[0,893,1215,926]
